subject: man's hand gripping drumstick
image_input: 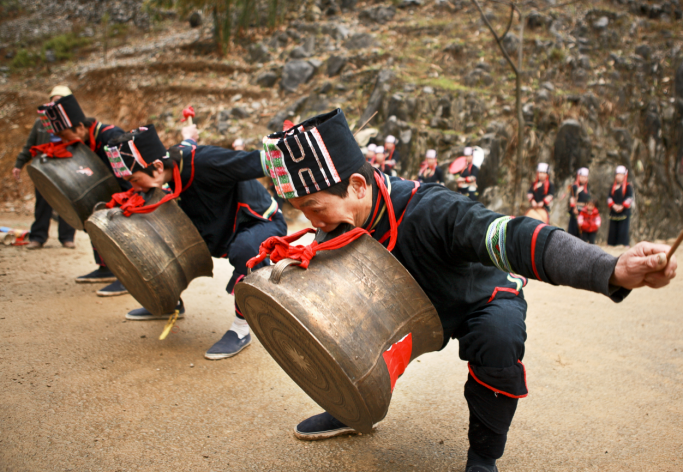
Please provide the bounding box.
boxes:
[609,232,681,290]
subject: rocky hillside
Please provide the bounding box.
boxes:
[1,0,682,243]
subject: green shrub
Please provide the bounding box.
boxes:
[42,32,91,61]
[10,49,39,69]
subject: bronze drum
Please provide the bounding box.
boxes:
[85,188,213,315]
[234,234,443,433]
[27,142,121,231]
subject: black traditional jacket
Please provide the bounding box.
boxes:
[607,183,633,220]
[568,183,591,214]
[171,140,278,258]
[527,180,555,211]
[418,166,444,184]
[361,171,557,340]
[458,163,479,188]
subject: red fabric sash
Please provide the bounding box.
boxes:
[29,140,80,158]
[105,146,196,217]
[246,172,398,270]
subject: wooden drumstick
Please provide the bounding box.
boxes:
[667,229,683,262]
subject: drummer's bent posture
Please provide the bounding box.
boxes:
[260,110,677,472]
[107,124,286,359]
[526,162,554,212]
[37,94,131,296]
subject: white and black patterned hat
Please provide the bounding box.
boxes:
[262,109,365,199]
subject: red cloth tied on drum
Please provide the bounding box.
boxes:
[29,140,79,159]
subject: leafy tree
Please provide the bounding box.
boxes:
[151,0,282,54]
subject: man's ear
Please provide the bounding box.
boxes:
[349,173,369,199]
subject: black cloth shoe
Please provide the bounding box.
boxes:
[466,449,498,472]
[126,299,185,320]
[294,412,359,440]
[76,267,116,284]
[96,280,129,297]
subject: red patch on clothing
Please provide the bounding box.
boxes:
[382,333,413,392]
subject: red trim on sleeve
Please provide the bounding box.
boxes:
[467,361,528,399]
[530,224,547,280]
[623,198,632,208]
[487,286,519,303]
[233,202,275,232]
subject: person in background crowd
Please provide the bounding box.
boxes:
[371,146,390,174]
[456,147,479,201]
[567,167,591,238]
[607,166,633,247]
[384,135,399,170]
[12,85,76,250]
[364,143,376,162]
[418,149,444,184]
[38,94,130,296]
[578,199,601,244]
[108,124,286,359]
[232,138,245,151]
[527,163,554,212]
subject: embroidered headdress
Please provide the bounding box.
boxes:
[262,109,365,199]
[37,95,86,134]
[105,124,169,178]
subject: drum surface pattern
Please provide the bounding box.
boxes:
[242,292,368,427]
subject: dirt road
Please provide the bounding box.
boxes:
[1,212,682,471]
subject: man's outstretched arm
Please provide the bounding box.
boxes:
[542,231,677,302]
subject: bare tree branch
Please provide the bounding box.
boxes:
[501,2,516,39]
[470,0,518,74]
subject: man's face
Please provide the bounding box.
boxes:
[57,123,87,142]
[124,162,167,192]
[289,175,371,233]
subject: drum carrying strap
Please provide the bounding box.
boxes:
[29,140,80,159]
[246,172,399,270]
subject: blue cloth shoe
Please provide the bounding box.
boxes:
[96,279,129,297]
[294,412,359,440]
[126,299,185,321]
[75,267,116,284]
[204,331,251,360]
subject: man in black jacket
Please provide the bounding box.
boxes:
[106,124,287,359]
[258,109,677,472]
[13,85,76,249]
[37,94,130,296]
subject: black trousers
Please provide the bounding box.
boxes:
[225,212,288,319]
[567,213,580,237]
[581,231,597,244]
[455,293,528,460]
[608,217,630,246]
[29,188,75,244]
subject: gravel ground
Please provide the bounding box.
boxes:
[1,212,682,471]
